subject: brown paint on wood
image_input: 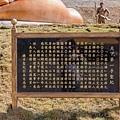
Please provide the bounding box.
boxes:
[16,92,120,98]
[11,23,17,110]
[15,32,120,39]
[119,35,120,108]
[11,21,120,109]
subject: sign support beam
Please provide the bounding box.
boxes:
[11,19,120,110]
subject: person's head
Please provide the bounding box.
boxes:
[100,2,104,7]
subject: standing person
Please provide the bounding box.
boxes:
[96,2,110,24]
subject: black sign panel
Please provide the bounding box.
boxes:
[17,38,119,92]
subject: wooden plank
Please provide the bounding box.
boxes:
[119,37,120,107]
[11,24,17,110]
[16,92,120,98]
[12,93,18,110]
[119,22,120,108]
[15,32,120,38]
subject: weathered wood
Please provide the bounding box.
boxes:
[12,93,18,110]
[11,20,120,109]
[11,19,17,110]
[118,20,120,108]
[16,32,120,38]
[119,35,120,108]
[16,92,120,98]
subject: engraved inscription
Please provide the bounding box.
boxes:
[17,38,119,92]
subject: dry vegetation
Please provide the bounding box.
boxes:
[0,24,120,120]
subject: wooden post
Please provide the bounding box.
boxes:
[118,19,120,108]
[94,1,98,24]
[118,38,120,108]
[11,18,17,110]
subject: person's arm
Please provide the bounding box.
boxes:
[105,8,110,16]
[96,8,99,15]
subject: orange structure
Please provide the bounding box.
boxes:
[0,0,83,24]
[0,0,9,6]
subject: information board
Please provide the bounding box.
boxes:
[17,38,119,93]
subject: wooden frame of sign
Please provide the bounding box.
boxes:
[11,20,120,110]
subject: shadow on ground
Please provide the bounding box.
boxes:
[39,107,120,120]
[0,105,34,120]
[0,105,119,120]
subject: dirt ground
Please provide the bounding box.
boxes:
[78,7,120,24]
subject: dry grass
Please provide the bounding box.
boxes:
[0,24,120,120]
[16,24,119,33]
